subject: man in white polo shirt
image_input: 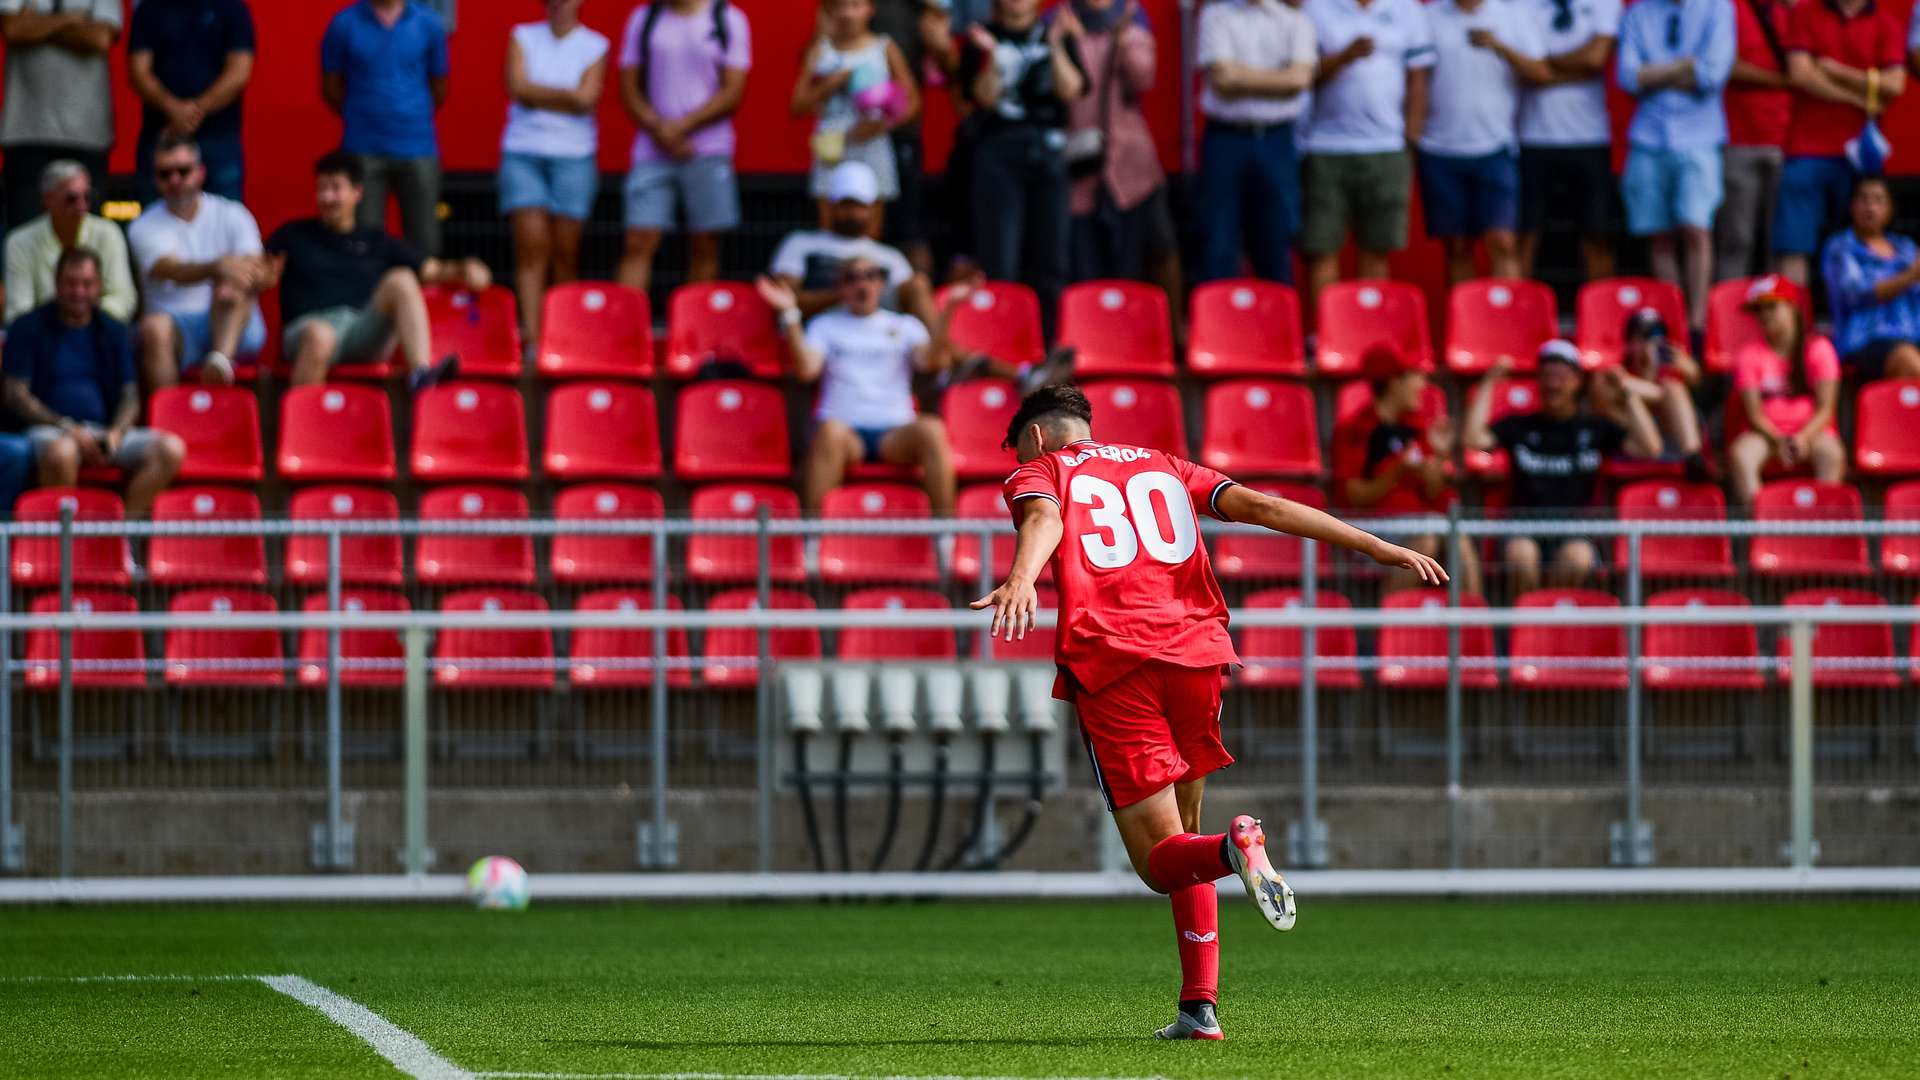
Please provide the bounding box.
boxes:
[1300,0,1435,306]
[1516,0,1621,281]
[1418,0,1551,286]
[768,161,930,319]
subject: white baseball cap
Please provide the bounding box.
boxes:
[826,161,880,206]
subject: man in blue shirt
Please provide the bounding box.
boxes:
[3,248,185,517]
[321,0,450,256]
[1616,0,1735,339]
[127,0,256,204]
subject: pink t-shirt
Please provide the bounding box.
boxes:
[1733,335,1840,437]
[618,3,752,167]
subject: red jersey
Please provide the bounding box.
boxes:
[1004,440,1240,694]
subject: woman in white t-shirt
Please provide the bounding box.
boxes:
[500,0,610,349]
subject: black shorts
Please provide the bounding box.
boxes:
[885,127,928,251]
[1844,338,1911,381]
[1519,144,1616,235]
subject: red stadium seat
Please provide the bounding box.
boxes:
[569,590,692,689]
[1510,589,1628,690]
[1854,379,1920,476]
[1644,589,1764,690]
[673,380,792,481]
[952,483,1056,585]
[1706,276,1811,374]
[1060,280,1174,378]
[543,381,663,481]
[702,589,823,688]
[434,589,555,689]
[285,486,404,587]
[551,483,664,584]
[1333,379,1447,429]
[1212,482,1326,580]
[411,381,529,482]
[1315,281,1432,377]
[1376,590,1498,689]
[1776,588,1900,688]
[1463,378,1539,477]
[819,483,939,584]
[164,589,284,686]
[1187,279,1305,377]
[416,486,535,586]
[980,583,1059,662]
[1881,481,1920,576]
[665,281,783,379]
[149,487,267,586]
[839,589,956,660]
[12,488,130,587]
[1200,380,1321,477]
[1445,279,1558,375]
[1612,482,1734,579]
[943,378,1019,481]
[1237,589,1361,689]
[1576,277,1687,369]
[425,285,522,378]
[686,483,805,584]
[537,281,653,379]
[148,386,262,482]
[25,590,144,688]
[939,281,1044,366]
[278,384,395,482]
[1751,481,1869,577]
[1079,379,1186,456]
[296,590,410,689]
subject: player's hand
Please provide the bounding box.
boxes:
[970,579,1039,642]
[1372,542,1449,585]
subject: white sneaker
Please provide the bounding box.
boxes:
[200,351,235,386]
[1154,1001,1223,1040]
[1225,815,1296,931]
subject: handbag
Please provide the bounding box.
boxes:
[1847,70,1892,176]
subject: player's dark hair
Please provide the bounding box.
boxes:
[314,150,363,187]
[1003,384,1094,450]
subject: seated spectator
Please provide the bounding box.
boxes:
[1516,0,1619,282]
[4,161,137,325]
[127,0,255,204]
[264,152,490,392]
[322,0,451,256]
[1593,307,1710,477]
[756,259,962,516]
[1463,339,1660,594]
[769,162,931,320]
[2,249,184,519]
[127,134,273,389]
[0,0,119,233]
[1820,176,1920,380]
[615,0,752,293]
[792,0,919,234]
[500,0,610,351]
[1728,275,1844,508]
[1336,344,1480,597]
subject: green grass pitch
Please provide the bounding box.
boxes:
[2,898,1917,1078]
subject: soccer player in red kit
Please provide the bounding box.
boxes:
[973,385,1448,1040]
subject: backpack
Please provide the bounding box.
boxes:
[637,0,731,100]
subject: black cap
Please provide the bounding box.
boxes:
[1623,306,1668,342]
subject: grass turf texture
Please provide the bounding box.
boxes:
[2,899,1917,1079]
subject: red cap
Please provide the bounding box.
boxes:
[1743,274,1803,310]
[1360,343,1416,383]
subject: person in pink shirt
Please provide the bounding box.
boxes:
[1728,273,1844,508]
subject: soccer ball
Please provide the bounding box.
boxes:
[467,855,530,911]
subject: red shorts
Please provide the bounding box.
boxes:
[1067,661,1233,811]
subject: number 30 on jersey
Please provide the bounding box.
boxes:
[1070,472,1199,569]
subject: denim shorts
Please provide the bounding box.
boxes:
[1773,155,1856,256]
[172,306,268,372]
[499,151,599,221]
[1417,149,1519,237]
[624,155,741,233]
[1622,144,1723,234]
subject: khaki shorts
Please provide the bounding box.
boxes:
[1300,150,1412,256]
[28,424,166,470]
[283,305,395,368]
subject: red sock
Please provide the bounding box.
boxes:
[1147,832,1229,891]
[1170,883,1219,1005]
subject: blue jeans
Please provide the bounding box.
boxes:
[1195,122,1298,284]
[138,127,244,204]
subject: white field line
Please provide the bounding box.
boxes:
[474,1075,1172,1080]
[0,973,263,983]
[258,975,474,1080]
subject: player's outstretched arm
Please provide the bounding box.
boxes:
[1216,484,1449,586]
[969,496,1064,641]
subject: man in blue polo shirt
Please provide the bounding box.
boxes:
[321,0,450,256]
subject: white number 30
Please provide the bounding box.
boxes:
[1070,472,1199,569]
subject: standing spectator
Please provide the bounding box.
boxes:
[958,0,1088,335]
[3,249,185,518]
[1418,0,1551,287]
[4,162,137,325]
[1193,0,1316,288]
[127,0,256,205]
[1774,0,1906,287]
[793,0,920,238]
[1727,274,1844,508]
[1715,0,1790,281]
[768,161,934,320]
[500,0,610,352]
[321,0,452,257]
[1616,0,1735,338]
[1912,2,1919,79]
[0,0,120,233]
[1516,0,1619,282]
[128,135,274,390]
[872,1,950,274]
[616,0,752,294]
[935,0,1001,278]
[1300,0,1435,307]
[265,153,491,392]
[1593,307,1711,477]
[1820,176,1920,379]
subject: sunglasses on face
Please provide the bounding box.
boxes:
[841,268,887,285]
[58,190,89,208]
[155,165,195,181]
